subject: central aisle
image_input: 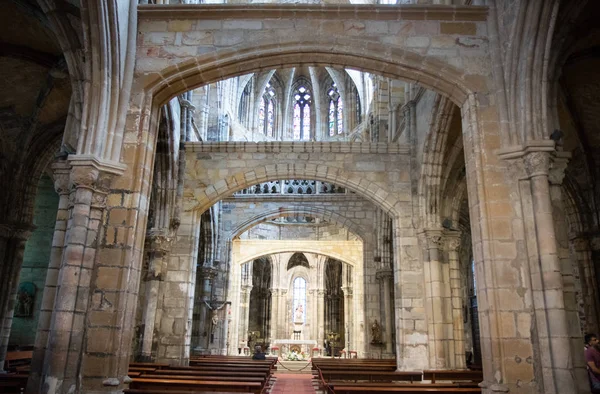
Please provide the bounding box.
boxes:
[270,372,316,394]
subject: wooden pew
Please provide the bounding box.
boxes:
[130,362,170,369]
[423,370,483,383]
[129,377,262,393]
[140,374,264,384]
[4,350,33,371]
[151,369,269,379]
[320,370,423,383]
[0,374,29,393]
[125,390,251,394]
[331,386,481,394]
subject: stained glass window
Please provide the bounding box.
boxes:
[329,100,335,136]
[258,98,265,129]
[259,83,276,136]
[267,100,274,137]
[292,84,311,140]
[292,277,306,323]
[328,83,343,135]
[293,103,301,140]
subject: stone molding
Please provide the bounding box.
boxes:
[571,236,590,251]
[0,223,35,241]
[186,141,409,155]
[375,269,393,281]
[138,4,488,22]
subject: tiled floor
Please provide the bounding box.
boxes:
[270,373,316,393]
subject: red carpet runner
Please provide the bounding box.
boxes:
[270,373,316,394]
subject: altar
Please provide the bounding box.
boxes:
[272,339,317,355]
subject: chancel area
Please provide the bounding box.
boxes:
[2,0,600,394]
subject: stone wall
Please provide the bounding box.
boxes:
[9,175,58,346]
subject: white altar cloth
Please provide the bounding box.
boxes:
[272,339,317,353]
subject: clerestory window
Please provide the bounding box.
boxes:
[293,85,311,141]
[328,83,343,136]
[258,83,276,137]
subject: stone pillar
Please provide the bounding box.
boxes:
[376,269,394,354]
[572,236,600,334]
[239,284,253,349]
[317,289,325,349]
[0,223,34,371]
[342,286,353,351]
[139,229,172,361]
[523,150,584,393]
[36,158,125,394]
[28,161,71,389]
[269,288,281,341]
[445,231,466,369]
[421,229,452,369]
[497,145,584,393]
[192,266,217,352]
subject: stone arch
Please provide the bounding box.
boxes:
[287,252,310,271]
[144,38,477,108]
[189,163,400,219]
[228,207,366,241]
[237,249,359,268]
[418,95,457,229]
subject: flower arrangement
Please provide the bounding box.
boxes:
[283,350,307,361]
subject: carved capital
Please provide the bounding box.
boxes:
[421,229,444,249]
[145,228,173,256]
[571,236,590,251]
[524,151,551,177]
[68,154,126,199]
[0,223,35,241]
[548,151,571,185]
[376,269,393,281]
[50,160,71,195]
[199,266,218,280]
[444,230,462,252]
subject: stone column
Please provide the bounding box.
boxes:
[37,158,125,394]
[193,266,217,352]
[317,289,325,349]
[139,229,172,361]
[28,161,71,389]
[341,286,353,351]
[523,150,583,393]
[497,146,584,393]
[421,229,452,369]
[269,288,280,341]
[572,236,600,334]
[376,269,394,354]
[239,284,253,349]
[0,223,34,371]
[445,231,466,369]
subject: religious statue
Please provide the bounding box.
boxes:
[211,309,219,327]
[294,304,304,322]
[15,282,36,317]
[370,320,382,344]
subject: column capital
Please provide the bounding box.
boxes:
[571,235,590,251]
[68,154,126,194]
[443,230,462,252]
[50,160,71,195]
[145,228,173,256]
[496,141,571,183]
[376,268,393,281]
[420,228,444,250]
[199,266,218,280]
[0,222,35,241]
